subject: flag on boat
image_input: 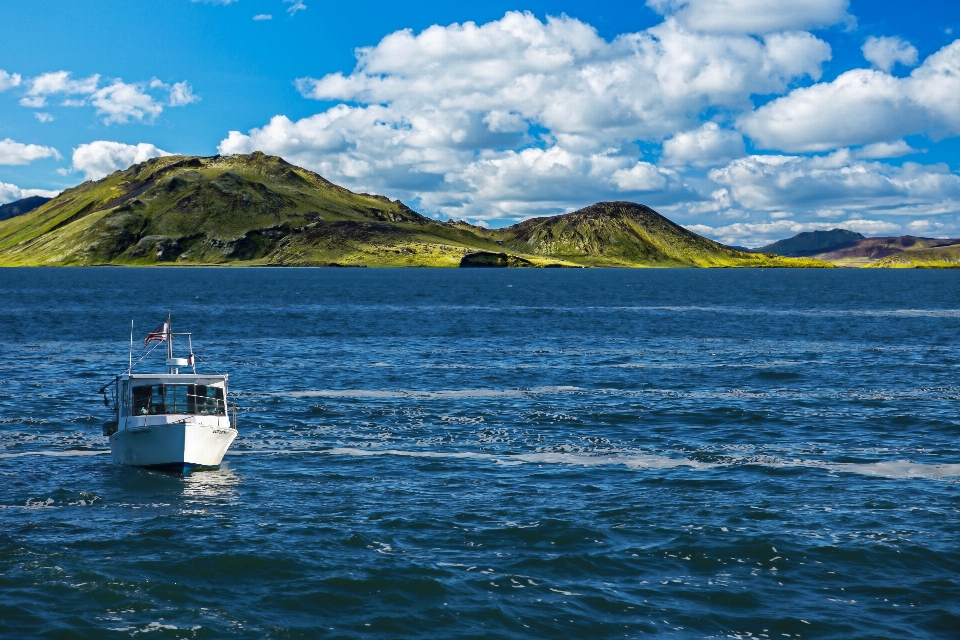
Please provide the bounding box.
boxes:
[144,322,168,347]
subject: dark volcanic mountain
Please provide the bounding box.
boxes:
[0,153,829,268]
[0,196,52,222]
[758,229,864,256]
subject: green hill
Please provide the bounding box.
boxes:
[758,229,863,256]
[866,244,960,268]
[0,153,830,268]
[495,201,826,267]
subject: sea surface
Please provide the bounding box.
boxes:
[1,267,959,639]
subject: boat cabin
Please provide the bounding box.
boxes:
[105,373,230,435]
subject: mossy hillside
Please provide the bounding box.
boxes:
[866,245,960,268]
[496,202,831,268]
[0,152,424,266]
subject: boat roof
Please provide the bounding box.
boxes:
[122,373,228,382]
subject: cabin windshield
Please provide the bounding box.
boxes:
[131,384,225,416]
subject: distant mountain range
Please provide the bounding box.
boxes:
[0,153,828,268]
[758,228,960,267]
[0,196,52,222]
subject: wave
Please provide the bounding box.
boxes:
[232,447,960,481]
[283,386,583,399]
[5,446,957,482]
[0,450,108,459]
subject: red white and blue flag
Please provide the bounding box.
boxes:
[144,322,168,347]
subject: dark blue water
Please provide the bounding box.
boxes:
[2,268,959,639]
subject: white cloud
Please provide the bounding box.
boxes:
[224,11,832,221]
[611,162,670,191]
[0,139,60,165]
[646,0,852,34]
[686,219,829,246]
[34,112,55,123]
[0,182,60,205]
[741,40,960,152]
[839,219,903,235]
[149,79,200,107]
[284,0,306,15]
[68,141,171,181]
[253,14,273,21]
[862,36,919,72]
[661,122,745,167]
[687,217,903,247]
[15,71,198,123]
[90,81,164,124]
[906,219,944,234]
[0,69,21,92]
[166,81,200,106]
[856,140,915,159]
[192,0,238,4]
[297,14,830,149]
[20,71,100,108]
[709,153,960,218]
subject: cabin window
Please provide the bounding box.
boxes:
[192,385,225,415]
[132,386,151,414]
[130,384,225,415]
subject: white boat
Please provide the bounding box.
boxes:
[100,313,237,474]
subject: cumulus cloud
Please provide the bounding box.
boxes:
[223,11,832,221]
[152,79,200,107]
[907,219,945,234]
[296,13,830,150]
[686,217,902,247]
[0,182,60,205]
[856,140,915,159]
[20,71,100,108]
[0,69,21,92]
[661,122,745,167]
[611,162,670,191]
[709,153,960,217]
[90,81,164,124]
[862,36,919,72]
[68,141,171,181]
[0,139,60,165]
[741,40,960,152]
[14,71,198,123]
[646,0,852,34]
[253,14,273,21]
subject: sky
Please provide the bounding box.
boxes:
[1,0,959,246]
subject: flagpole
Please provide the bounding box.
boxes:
[167,309,173,374]
[129,320,133,373]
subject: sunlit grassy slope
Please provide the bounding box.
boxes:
[867,245,960,268]
[0,153,831,268]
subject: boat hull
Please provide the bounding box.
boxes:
[110,423,237,472]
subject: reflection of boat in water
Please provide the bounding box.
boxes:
[100,313,237,474]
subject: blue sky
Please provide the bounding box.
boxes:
[1,0,959,245]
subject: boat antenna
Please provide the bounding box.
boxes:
[128,320,134,373]
[167,309,173,374]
